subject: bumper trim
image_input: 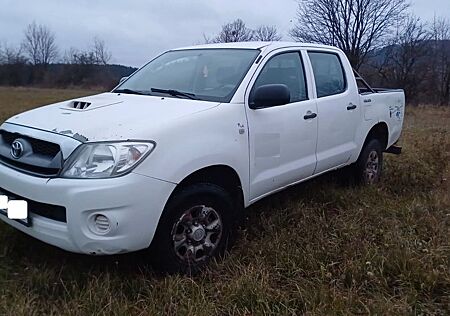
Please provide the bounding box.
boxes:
[0,186,67,222]
[0,209,32,227]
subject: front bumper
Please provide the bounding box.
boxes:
[0,163,176,254]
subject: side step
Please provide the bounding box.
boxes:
[385,145,402,155]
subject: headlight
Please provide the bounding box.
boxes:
[61,141,155,178]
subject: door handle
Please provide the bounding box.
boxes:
[304,112,317,120]
[347,103,357,110]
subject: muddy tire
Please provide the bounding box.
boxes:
[354,139,384,185]
[149,183,236,275]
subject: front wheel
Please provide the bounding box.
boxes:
[149,183,236,274]
[354,139,384,185]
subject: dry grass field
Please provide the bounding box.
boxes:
[0,87,449,315]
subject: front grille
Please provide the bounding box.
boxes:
[0,131,15,143]
[0,187,67,223]
[0,130,62,177]
[0,157,60,176]
[0,130,60,157]
[29,138,60,157]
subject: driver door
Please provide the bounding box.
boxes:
[245,50,318,201]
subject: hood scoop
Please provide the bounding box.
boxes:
[71,100,92,110]
[61,96,123,112]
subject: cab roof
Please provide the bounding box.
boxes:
[172,41,339,52]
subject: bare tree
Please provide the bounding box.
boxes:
[209,19,255,43]
[92,37,112,65]
[429,17,450,106]
[22,22,58,65]
[64,48,96,65]
[253,25,282,41]
[63,38,112,66]
[290,0,409,69]
[373,15,429,102]
[0,42,27,65]
[62,47,80,64]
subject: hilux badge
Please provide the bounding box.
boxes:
[10,140,24,159]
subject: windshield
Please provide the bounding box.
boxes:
[114,49,260,102]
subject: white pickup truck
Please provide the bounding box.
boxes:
[0,42,404,273]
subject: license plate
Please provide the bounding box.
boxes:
[0,193,31,227]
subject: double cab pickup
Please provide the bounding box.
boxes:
[0,42,404,273]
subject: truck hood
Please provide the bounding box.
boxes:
[5,93,220,142]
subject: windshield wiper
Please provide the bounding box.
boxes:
[151,88,196,100]
[114,88,151,96]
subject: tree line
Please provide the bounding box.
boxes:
[0,22,124,89]
[205,0,449,106]
[1,1,449,105]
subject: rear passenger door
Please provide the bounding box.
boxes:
[245,50,318,200]
[307,50,361,173]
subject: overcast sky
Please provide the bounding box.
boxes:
[0,0,448,67]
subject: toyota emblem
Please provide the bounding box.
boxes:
[10,140,24,159]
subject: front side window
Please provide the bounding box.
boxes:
[308,52,346,98]
[115,49,259,102]
[250,52,308,104]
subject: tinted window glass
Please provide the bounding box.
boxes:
[251,52,307,104]
[308,52,346,98]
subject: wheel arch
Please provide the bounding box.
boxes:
[360,122,389,155]
[169,164,245,210]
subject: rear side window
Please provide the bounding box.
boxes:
[251,52,308,104]
[308,52,346,98]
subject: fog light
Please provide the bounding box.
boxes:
[93,214,111,234]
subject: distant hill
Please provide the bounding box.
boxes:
[360,39,450,105]
[364,39,450,65]
[360,39,450,84]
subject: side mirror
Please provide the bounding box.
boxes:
[119,76,128,84]
[250,84,290,109]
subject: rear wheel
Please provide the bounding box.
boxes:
[149,183,236,274]
[354,139,383,185]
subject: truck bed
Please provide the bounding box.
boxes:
[359,89,405,148]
